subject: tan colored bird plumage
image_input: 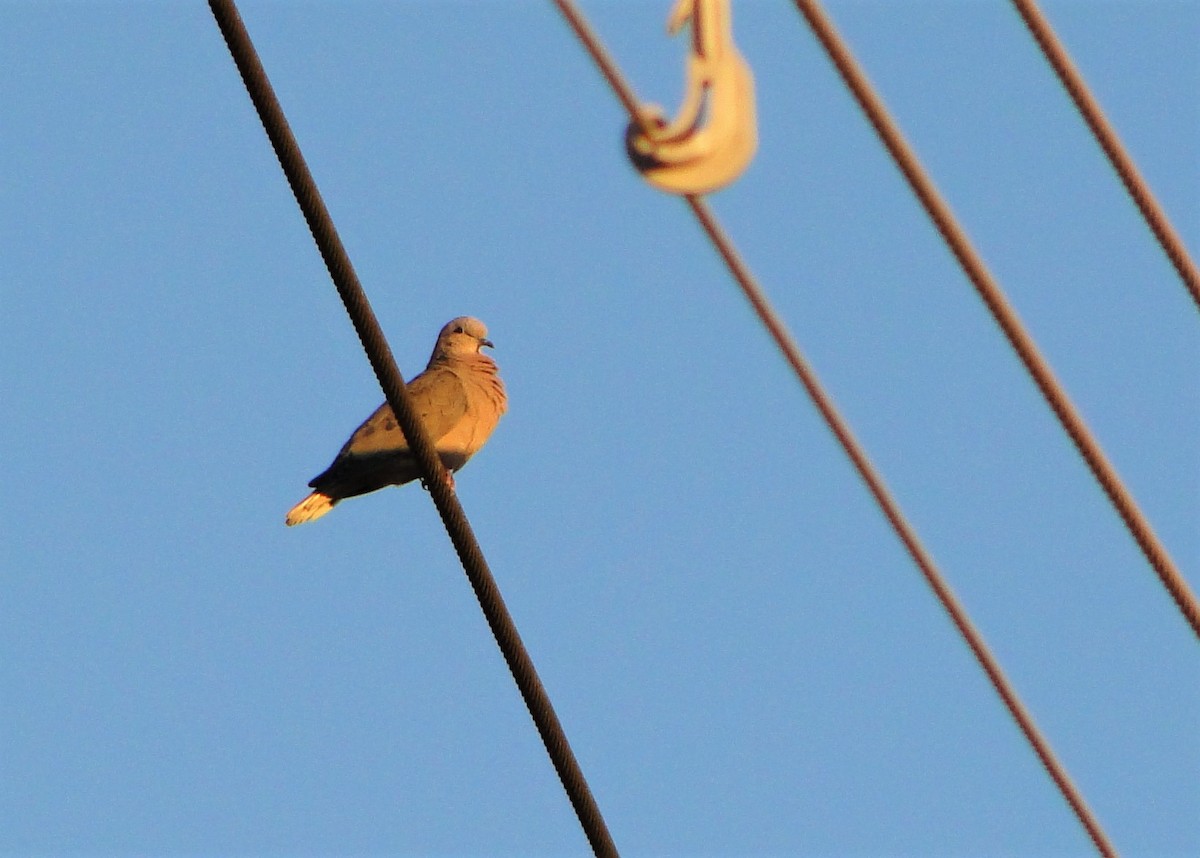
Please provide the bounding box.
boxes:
[285,316,507,526]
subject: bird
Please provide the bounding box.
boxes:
[285,316,507,526]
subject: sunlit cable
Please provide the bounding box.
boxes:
[793,0,1198,643]
[1011,0,1200,310]
[548,1,1117,854]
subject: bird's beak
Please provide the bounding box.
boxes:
[480,338,495,349]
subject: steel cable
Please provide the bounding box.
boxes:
[793,0,1199,641]
[1010,0,1200,310]
[548,0,1116,854]
[207,2,617,854]
[688,198,1117,856]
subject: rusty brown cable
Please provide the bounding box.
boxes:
[688,197,1118,858]
[1010,0,1200,309]
[548,1,1117,854]
[551,0,643,121]
[794,0,1199,641]
[207,2,618,855]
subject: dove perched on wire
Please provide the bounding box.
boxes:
[285,316,507,526]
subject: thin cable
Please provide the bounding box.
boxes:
[794,0,1199,641]
[207,3,617,855]
[550,0,644,117]
[1010,0,1200,310]
[548,1,1116,854]
[687,197,1119,858]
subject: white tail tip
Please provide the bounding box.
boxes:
[285,492,336,526]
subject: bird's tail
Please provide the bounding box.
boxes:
[285,491,336,526]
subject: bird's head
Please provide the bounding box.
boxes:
[432,316,494,361]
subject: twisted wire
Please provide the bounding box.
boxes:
[549,0,1117,853]
[207,2,617,854]
[1010,0,1200,310]
[793,0,1198,641]
[688,197,1117,857]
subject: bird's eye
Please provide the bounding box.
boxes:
[453,326,464,334]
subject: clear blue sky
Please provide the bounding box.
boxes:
[2,2,1197,855]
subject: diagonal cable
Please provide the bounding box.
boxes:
[207,2,617,855]
[547,1,1116,854]
[1010,0,1200,310]
[687,197,1118,858]
[793,0,1199,640]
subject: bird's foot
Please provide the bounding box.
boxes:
[420,470,456,493]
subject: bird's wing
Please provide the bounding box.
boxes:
[340,366,469,457]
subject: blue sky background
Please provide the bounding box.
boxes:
[2,1,1197,855]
